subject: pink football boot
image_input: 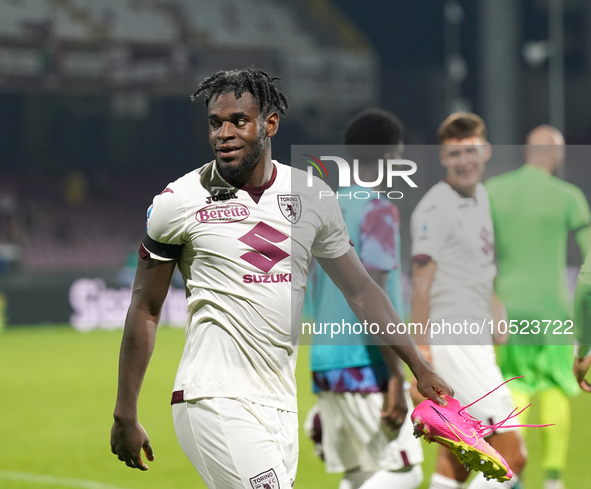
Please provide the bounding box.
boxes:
[411,377,552,482]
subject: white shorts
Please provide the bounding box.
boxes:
[173,397,298,488]
[430,344,517,434]
[316,390,423,474]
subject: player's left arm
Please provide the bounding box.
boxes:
[317,248,453,406]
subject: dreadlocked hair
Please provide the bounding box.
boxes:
[191,67,288,116]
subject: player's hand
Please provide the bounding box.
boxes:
[573,356,591,392]
[415,366,453,407]
[110,418,155,470]
[382,376,407,431]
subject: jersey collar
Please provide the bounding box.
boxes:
[223,163,278,204]
[442,178,478,201]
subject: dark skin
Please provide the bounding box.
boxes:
[110,257,176,470]
[110,92,453,470]
[207,91,278,187]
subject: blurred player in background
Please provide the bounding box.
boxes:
[411,113,526,489]
[573,249,591,391]
[109,67,452,489]
[307,109,423,489]
[486,125,591,489]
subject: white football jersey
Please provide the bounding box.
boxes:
[144,160,351,412]
[410,181,496,324]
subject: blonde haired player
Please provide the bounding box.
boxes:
[410,113,526,489]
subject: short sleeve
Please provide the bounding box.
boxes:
[311,190,352,259]
[142,186,186,261]
[410,200,447,263]
[359,200,399,271]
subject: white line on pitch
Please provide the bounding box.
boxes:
[0,471,129,489]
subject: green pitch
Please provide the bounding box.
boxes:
[0,326,590,488]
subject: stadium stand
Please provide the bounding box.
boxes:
[0,0,378,276]
[0,172,152,272]
[0,0,319,48]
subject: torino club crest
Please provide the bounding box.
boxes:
[277,194,301,224]
[249,468,279,489]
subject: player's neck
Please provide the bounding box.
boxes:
[444,178,477,197]
[525,161,553,174]
[226,154,275,188]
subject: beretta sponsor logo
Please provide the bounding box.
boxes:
[195,203,250,223]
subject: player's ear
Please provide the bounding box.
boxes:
[265,111,279,138]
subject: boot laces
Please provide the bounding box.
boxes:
[457,376,553,437]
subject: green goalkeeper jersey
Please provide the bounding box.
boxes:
[486,164,591,320]
[486,164,591,396]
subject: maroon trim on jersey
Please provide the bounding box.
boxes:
[401,450,410,466]
[411,254,432,263]
[224,163,278,204]
[487,417,497,435]
[160,187,174,195]
[171,390,184,405]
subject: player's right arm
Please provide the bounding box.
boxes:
[111,183,184,469]
[111,254,176,470]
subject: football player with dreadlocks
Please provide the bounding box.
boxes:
[110,67,451,488]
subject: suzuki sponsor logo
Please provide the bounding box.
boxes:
[196,203,250,223]
[239,221,289,273]
[243,273,292,284]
